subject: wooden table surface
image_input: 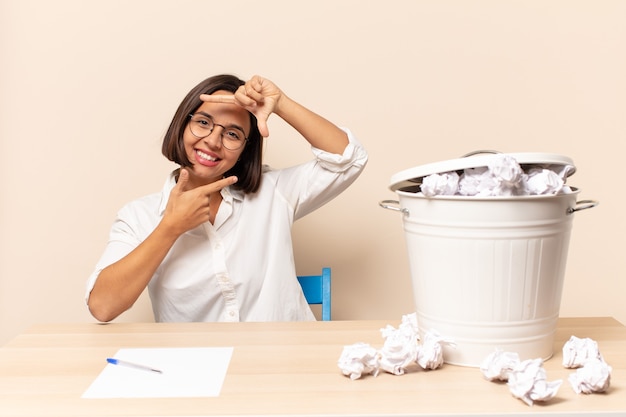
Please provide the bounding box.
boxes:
[0,317,624,416]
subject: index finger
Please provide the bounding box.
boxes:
[196,176,238,195]
[199,94,236,104]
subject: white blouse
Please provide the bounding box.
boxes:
[85,129,367,322]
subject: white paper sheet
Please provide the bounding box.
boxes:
[82,347,233,398]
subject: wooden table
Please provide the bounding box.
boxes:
[0,317,624,416]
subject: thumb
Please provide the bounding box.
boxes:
[175,168,190,192]
[257,119,270,138]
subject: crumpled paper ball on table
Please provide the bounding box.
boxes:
[479,349,520,382]
[507,358,563,406]
[337,342,379,380]
[416,331,455,370]
[562,335,602,368]
[379,313,420,375]
[568,357,612,394]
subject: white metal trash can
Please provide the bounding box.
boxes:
[380,152,597,367]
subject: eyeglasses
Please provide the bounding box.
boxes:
[188,113,248,150]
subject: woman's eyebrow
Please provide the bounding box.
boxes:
[196,111,246,134]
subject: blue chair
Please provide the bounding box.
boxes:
[297,267,331,321]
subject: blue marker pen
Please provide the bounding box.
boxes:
[106,358,163,374]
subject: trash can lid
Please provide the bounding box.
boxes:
[389,151,575,192]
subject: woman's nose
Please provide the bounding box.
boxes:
[204,127,224,148]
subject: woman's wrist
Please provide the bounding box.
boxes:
[272,93,295,121]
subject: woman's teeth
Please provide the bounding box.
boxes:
[197,150,217,161]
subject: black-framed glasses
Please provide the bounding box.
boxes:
[188,113,248,150]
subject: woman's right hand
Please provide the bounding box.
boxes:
[161,168,238,235]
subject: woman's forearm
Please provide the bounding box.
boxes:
[275,95,349,155]
[87,222,180,322]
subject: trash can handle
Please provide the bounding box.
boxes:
[568,199,599,214]
[378,200,409,216]
[461,150,500,157]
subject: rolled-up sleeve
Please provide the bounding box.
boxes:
[273,127,368,220]
[311,128,368,173]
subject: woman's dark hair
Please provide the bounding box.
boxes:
[161,74,263,193]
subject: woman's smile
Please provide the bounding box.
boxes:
[195,148,221,166]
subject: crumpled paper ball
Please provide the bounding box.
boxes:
[568,357,612,394]
[337,342,380,380]
[421,171,459,196]
[416,331,454,370]
[488,154,527,196]
[480,349,521,381]
[562,335,602,368]
[458,166,496,196]
[379,313,420,375]
[507,358,562,406]
[526,168,567,195]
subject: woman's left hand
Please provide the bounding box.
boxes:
[200,75,283,137]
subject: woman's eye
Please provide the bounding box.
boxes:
[226,130,242,140]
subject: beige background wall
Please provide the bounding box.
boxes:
[1,0,625,345]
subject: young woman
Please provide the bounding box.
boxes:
[86,74,368,323]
